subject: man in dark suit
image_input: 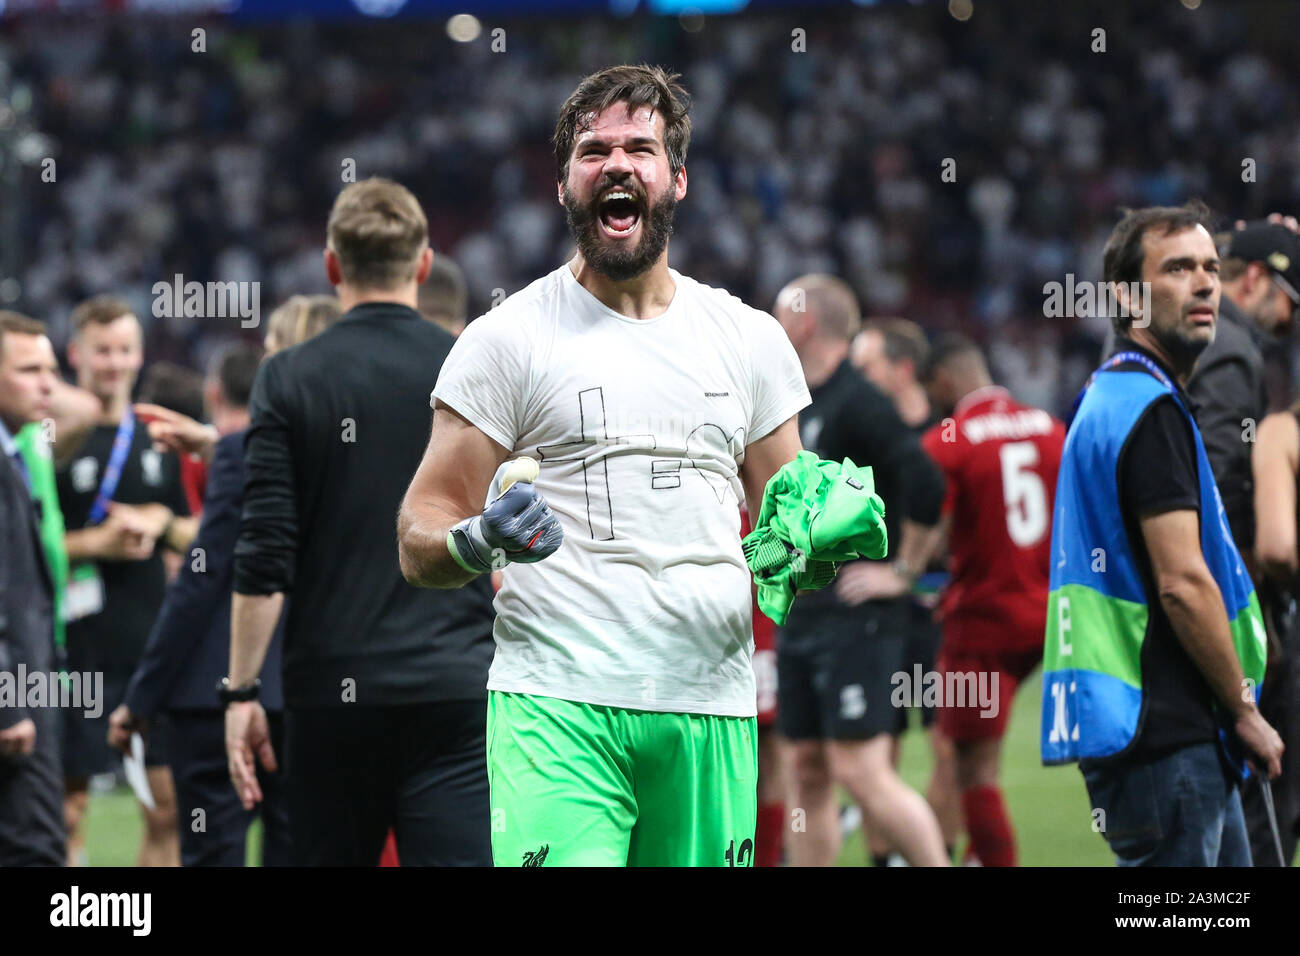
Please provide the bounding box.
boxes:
[227,179,496,866]
[109,344,290,866]
[0,311,64,866]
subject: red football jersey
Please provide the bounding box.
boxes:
[922,386,1065,651]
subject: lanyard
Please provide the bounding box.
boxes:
[88,408,136,526]
[1069,350,1174,424]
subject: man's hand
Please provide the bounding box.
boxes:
[106,704,147,754]
[0,718,36,758]
[1236,708,1284,780]
[1232,214,1300,233]
[225,700,277,811]
[90,508,157,561]
[110,502,174,542]
[446,459,563,574]
[1265,213,1300,234]
[134,403,219,464]
[835,561,908,605]
[113,502,194,553]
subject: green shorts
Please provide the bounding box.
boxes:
[487,690,757,867]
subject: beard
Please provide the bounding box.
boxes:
[1152,312,1215,366]
[563,183,677,282]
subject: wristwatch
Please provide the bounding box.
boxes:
[216,677,261,705]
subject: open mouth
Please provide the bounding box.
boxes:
[598,189,642,239]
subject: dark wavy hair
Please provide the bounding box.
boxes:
[552,64,692,183]
[1102,199,1214,335]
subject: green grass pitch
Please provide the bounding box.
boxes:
[80,672,1113,866]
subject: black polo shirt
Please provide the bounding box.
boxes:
[234,302,495,709]
[1108,338,1219,760]
[57,419,190,689]
[783,360,945,633]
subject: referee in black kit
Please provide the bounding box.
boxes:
[225,178,496,866]
[772,274,950,866]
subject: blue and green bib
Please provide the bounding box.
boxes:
[1041,358,1266,768]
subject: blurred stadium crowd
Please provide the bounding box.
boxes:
[3,0,1300,874]
[4,1,1300,417]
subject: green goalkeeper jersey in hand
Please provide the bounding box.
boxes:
[742,451,888,625]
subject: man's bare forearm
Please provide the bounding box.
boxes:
[229,591,285,687]
[64,527,105,562]
[165,516,199,553]
[397,502,481,589]
[896,519,942,573]
[1159,575,1254,718]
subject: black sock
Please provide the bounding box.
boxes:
[871,853,891,867]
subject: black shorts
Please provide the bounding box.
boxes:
[896,601,941,734]
[776,602,908,741]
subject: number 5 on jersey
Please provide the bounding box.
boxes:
[1000,440,1048,547]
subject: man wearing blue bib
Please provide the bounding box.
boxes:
[1044,201,1283,866]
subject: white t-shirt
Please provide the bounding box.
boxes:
[432,264,810,716]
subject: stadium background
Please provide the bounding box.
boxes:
[2,0,1297,865]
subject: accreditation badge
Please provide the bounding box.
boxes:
[64,562,105,622]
